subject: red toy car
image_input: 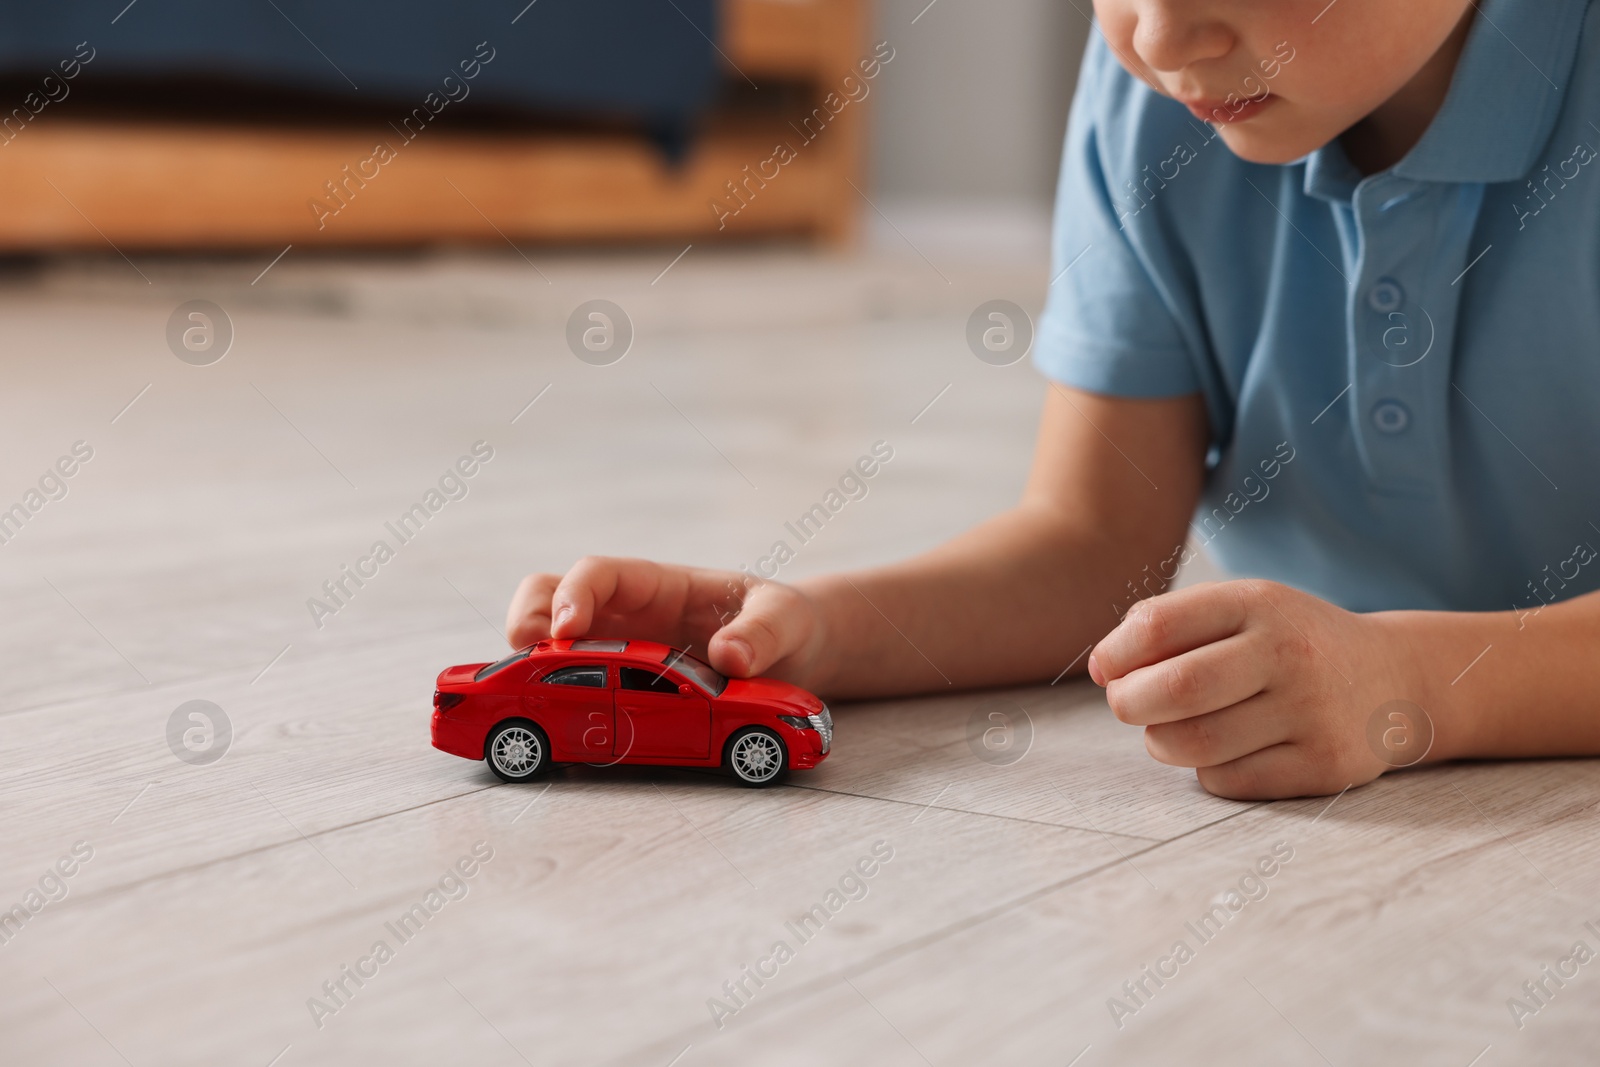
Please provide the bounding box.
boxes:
[431,639,832,786]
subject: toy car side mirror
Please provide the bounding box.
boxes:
[678,683,695,697]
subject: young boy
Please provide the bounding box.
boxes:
[506,0,1600,800]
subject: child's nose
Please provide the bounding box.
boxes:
[1130,2,1235,73]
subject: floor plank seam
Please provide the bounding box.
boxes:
[612,800,1269,1063]
[43,782,502,911]
[0,617,493,720]
[783,780,1167,844]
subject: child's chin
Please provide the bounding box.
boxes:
[1216,127,1326,167]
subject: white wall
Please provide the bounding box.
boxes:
[867,0,1092,204]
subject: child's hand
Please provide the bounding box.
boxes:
[505,557,825,685]
[1088,580,1421,800]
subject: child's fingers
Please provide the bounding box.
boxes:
[505,572,561,648]
[549,556,676,639]
[1105,633,1268,725]
[1195,743,1369,801]
[1140,693,1290,768]
[514,557,810,679]
[707,580,813,678]
[1090,581,1251,683]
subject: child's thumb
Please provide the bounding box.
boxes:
[707,584,809,678]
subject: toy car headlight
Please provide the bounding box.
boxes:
[808,705,833,752]
[777,710,832,753]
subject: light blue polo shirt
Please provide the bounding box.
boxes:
[1035,0,1600,614]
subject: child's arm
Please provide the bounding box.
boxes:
[506,385,1209,697]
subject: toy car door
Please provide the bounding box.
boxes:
[614,666,711,759]
[525,663,614,759]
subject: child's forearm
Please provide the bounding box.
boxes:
[1390,589,1600,761]
[793,501,1184,699]
[785,386,1208,700]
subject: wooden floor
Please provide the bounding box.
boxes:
[1,243,1596,1066]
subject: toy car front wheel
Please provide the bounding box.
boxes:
[725,727,787,787]
[486,721,550,783]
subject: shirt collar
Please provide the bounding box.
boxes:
[1303,137,1362,202]
[1304,0,1590,194]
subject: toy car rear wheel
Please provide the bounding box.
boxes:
[725,727,787,787]
[486,720,550,783]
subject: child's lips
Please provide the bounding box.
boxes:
[1180,93,1276,124]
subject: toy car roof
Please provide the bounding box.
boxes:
[529,638,676,659]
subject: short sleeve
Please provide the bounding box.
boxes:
[1032,36,1201,398]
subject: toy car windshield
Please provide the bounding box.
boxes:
[663,648,727,696]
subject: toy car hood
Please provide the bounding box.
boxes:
[721,675,823,714]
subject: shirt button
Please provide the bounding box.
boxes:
[1371,399,1411,434]
[1367,278,1404,313]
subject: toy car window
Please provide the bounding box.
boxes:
[474,648,532,681]
[542,665,607,688]
[662,649,728,696]
[619,667,683,695]
[570,639,628,652]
